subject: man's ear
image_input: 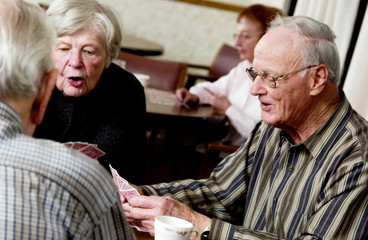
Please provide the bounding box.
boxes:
[310,64,328,96]
[31,69,57,126]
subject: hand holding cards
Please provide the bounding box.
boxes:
[109,165,148,232]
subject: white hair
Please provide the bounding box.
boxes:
[46,0,123,63]
[0,0,55,98]
[268,15,341,84]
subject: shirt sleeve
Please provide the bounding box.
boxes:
[189,73,231,104]
[189,61,261,139]
[141,120,368,239]
[141,144,249,222]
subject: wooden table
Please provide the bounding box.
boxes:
[145,88,224,119]
[133,228,153,240]
[121,35,164,56]
[145,88,225,155]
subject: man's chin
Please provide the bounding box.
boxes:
[261,113,277,126]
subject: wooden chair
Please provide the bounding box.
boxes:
[198,142,239,179]
[185,43,241,89]
[117,51,187,91]
[117,51,189,163]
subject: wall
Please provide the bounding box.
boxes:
[29,0,286,66]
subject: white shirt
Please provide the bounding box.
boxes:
[190,60,261,145]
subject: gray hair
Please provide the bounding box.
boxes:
[46,0,123,63]
[268,15,341,84]
[0,0,55,99]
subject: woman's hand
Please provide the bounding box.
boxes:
[175,88,199,105]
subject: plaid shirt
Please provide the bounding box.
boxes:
[142,93,368,240]
[0,101,135,239]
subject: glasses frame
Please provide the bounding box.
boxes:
[233,32,261,42]
[246,65,317,88]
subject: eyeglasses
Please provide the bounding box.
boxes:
[246,65,317,88]
[233,32,260,42]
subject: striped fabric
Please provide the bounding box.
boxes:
[0,101,135,239]
[142,93,368,239]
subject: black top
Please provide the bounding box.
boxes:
[34,63,147,184]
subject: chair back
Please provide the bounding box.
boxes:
[209,43,241,78]
[117,51,187,91]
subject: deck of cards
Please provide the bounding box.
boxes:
[109,165,148,232]
[64,141,105,161]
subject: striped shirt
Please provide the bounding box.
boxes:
[142,93,368,239]
[0,101,135,239]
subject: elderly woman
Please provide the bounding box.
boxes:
[34,0,147,184]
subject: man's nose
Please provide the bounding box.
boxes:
[250,76,264,96]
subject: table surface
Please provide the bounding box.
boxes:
[133,228,153,240]
[121,35,164,56]
[145,88,224,119]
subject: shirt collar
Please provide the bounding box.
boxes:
[305,92,351,158]
[277,92,352,158]
[0,100,24,137]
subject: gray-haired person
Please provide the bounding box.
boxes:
[123,15,368,240]
[34,0,147,185]
[0,0,135,238]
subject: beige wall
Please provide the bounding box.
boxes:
[29,0,286,66]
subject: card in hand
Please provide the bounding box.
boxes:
[109,165,140,202]
[122,189,141,202]
[64,141,105,161]
[80,145,105,159]
[130,219,148,232]
[109,165,148,232]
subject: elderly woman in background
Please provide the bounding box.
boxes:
[176,4,283,146]
[34,0,147,184]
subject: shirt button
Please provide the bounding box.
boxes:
[274,197,277,203]
[288,166,293,171]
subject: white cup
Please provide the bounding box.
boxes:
[154,216,200,240]
[133,73,150,88]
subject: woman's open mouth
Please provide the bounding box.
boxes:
[68,77,84,87]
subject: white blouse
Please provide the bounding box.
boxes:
[190,60,261,145]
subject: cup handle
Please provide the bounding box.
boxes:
[192,228,200,240]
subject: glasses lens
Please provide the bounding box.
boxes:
[233,33,238,40]
[246,68,257,81]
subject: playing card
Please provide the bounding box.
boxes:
[109,165,148,232]
[71,142,89,150]
[80,145,105,159]
[64,141,105,161]
[109,165,140,202]
[64,142,73,148]
[121,189,140,202]
[130,220,149,232]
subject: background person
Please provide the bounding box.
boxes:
[0,0,135,238]
[176,4,283,146]
[34,0,147,184]
[123,15,368,239]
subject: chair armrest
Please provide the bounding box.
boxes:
[207,143,239,153]
[185,63,210,71]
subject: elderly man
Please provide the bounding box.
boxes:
[0,0,135,239]
[123,15,368,240]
